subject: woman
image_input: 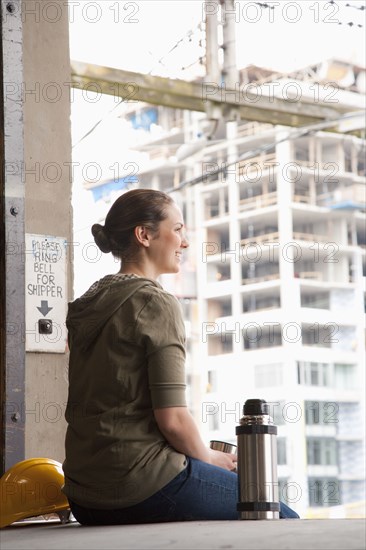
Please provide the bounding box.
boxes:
[62,188,299,524]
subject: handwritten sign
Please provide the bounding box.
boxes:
[25,234,67,352]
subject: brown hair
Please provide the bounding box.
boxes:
[91,188,174,260]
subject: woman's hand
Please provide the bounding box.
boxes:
[154,407,238,471]
[208,449,237,472]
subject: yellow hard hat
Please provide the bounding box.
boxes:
[0,457,70,528]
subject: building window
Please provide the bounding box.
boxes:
[293,140,310,162]
[305,401,339,425]
[207,334,233,355]
[301,292,329,309]
[308,478,340,507]
[207,370,218,393]
[207,297,232,321]
[357,150,366,177]
[271,401,285,426]
[242,262,280,285]
[277,438,287,465]
[206,227,230,254]
[307,438,337,466]
[243,325,282,350]
[301,325,332,348]
[278,478,300,505]
[278,479,288,504]
[243,293,281,312]
[207,262,231,283]
[203,188,229,217]
[297,362,331,386]
[334,363,356,390]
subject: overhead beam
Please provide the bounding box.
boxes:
[71,61,357,130]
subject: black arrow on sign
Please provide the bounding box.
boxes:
[37,300,53,316]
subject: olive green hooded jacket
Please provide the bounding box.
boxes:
[62,275,187,509]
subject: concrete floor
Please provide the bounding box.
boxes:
[1,518,365,550]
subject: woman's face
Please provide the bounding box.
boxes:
[147,202,189,277]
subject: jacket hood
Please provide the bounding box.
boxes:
[66,276,161,351]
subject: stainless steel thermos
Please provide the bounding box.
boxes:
[236,398,280,520]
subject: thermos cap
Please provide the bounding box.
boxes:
[243,399,269,416]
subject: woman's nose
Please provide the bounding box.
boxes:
[181,233,189,248]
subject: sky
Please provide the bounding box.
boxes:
[68,0,366,76]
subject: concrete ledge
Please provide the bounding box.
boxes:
[1,519,365,550]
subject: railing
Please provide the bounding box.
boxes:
[295,271,323,280]
[149,147,170,161]
[316,193,334,207]
[301,299,330,309]
[317,185,366,207]
[293,232,328,242]
[236,153,277,179]
[239,191,278,211]
[293,159,314,169]
[241,231,279,246]
[243,304,281,313]
[293,194,311,204]
[295,158,366,179]
[242,273,280,285]
[204,208,229,220]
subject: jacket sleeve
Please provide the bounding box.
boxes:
[135,290,187,409]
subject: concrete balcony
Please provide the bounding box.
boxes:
[317,184,365,209]
[293,232,329,243]
[239,191,278,212]
[294,271,323,281]
[236,152,278,183]
[241,231,279,247]
[242,273,281,286]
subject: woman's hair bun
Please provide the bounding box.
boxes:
[91,223,112,253]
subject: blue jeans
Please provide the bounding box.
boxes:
[70,457,299,525]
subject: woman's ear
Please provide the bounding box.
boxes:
[134,226,151,247]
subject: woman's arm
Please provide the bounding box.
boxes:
[154,406,237,471]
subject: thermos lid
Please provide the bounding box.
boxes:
[244,399,269,415]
